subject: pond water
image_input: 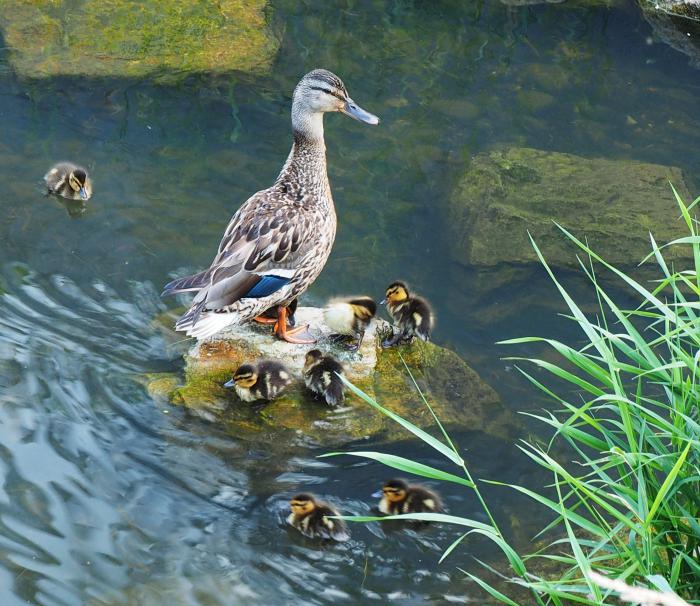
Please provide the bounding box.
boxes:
[1,0,699,604]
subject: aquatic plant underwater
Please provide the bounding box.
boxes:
[330,187,700,605]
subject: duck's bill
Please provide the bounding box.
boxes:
[223,379,235,388]
[371,490,384,498]
[380,298,387,305]
[79,187,88,200]
[342,99,379,125]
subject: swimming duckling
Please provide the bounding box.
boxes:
[223,360,292,402]
[377,478,443,515]
[323,296,376,350]
[381,281,433,348]
[44,162,92,201]
[287,493,349,541]
[303,349,345,406]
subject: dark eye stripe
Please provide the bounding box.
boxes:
[310,85,344,101]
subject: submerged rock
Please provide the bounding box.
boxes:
[0,0,278,81]
[147,307,515,447]
[641,1,700,69]
[449,147,694,268]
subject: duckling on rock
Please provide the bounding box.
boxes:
[303,349,345,406]
[223,360,292,402]
[287,493,349,541]
[44,162,92,201]
[380,281,433,348]
[323,296,376,350]
[377,478,443,515]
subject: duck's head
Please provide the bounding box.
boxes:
[380,479,408,503]
[292,69,379,137]
[381,281,409,305]
[224,363,258,389]
[289,493,318,516]
[69,169,89,200]
[303,348,323,372]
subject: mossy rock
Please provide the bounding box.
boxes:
[449,146,694,268]
[147,308,515,447]
[0,0,279,82]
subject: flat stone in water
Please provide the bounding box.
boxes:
[148,307,518,448]
[449,146,694,268]
[0,0,278,81]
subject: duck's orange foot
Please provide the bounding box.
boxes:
[276,323,316,344]
[272,305,316,344]
[253,315,278,325]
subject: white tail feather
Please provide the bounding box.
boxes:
[183,312,238,340]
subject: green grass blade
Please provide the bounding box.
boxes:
[320,451,474,487]
[644,442,692,526]
[337,373,464,466]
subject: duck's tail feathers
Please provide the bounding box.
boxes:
[175,299,206,330]
[176,309,237,340]
[161,270,210,297]
[325,378,345,407]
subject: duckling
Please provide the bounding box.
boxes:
[380,281,433,348]
[303,349,345,406]
[44,162,92,201]
[323,296,376,350]
[223,360,292,402]
[377,478,443,515]
[287,493,349,541]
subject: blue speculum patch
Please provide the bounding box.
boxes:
[244,275,291,298]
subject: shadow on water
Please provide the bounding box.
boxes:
[0,0,699,603]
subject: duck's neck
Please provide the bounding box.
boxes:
[276,110,329,194]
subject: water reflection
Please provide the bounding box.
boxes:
[1,0,699,604]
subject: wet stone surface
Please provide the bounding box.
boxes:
[148,307,517,448]
[449,146,694,268]
[0,0,279,81]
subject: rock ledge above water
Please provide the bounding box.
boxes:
[148,307,517,448]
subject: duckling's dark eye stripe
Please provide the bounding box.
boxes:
[310,86,344,100]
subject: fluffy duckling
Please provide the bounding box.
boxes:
[287,493,349,541]
[223,360,292,402]
[323,296,377,350]
[377,479,443,515]
[44,162,92,201]
[303,349,345,406]
[381,281,433,347]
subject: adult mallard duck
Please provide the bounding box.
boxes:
[162,69,379,342]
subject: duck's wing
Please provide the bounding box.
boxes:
[179,190,311,314]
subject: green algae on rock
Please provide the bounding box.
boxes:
[147,307,512,447]
[0,0,278,81]
[449,147,694,268]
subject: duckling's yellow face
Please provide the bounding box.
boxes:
[68,170,89,200]
[289,497,316,515]
[384,284,408,304]
[382,485,407,503]
[233,369,257,389]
